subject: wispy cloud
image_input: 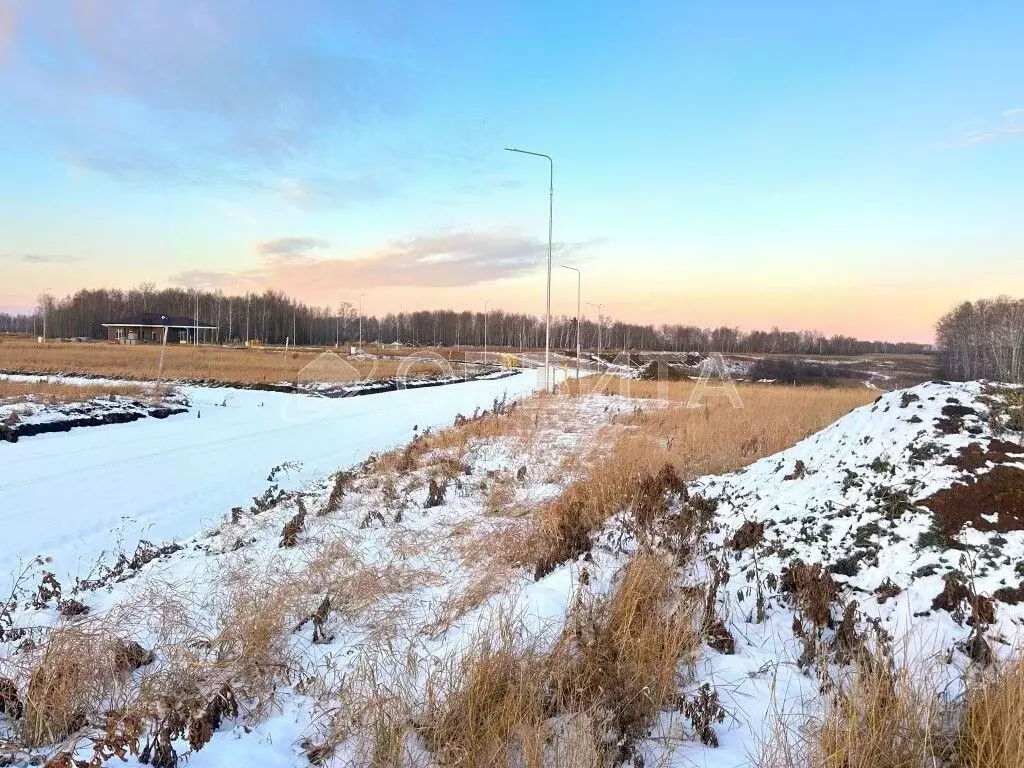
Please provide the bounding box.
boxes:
[170,230,602,295]
[255,237,331,259]
[938,108,1024,148]
[1,1,414,206]
[3,253,81,264]
[0,1,16,60]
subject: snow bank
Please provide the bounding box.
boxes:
[0,370,548,583]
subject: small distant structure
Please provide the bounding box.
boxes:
[102,313,218,344]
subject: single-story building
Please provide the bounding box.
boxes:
[102,313,218,344]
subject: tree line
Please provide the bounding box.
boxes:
[0,284,931,355]
[936,296,1024,383]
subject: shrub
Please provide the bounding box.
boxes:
[747,359,844,387]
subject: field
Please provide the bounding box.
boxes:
[0,378,166,406]
[1,366,1022,767]
[636,351,937,390]
[0,337,470,387]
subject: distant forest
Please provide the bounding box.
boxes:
[936,296,1024,383]
[0,284,931,355]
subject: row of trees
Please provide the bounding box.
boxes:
[936,296,1024,383]
[0,284,931,355]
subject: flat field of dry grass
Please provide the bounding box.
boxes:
[0,337,452,386]
[567,376,876,475]
[0,378,167,406]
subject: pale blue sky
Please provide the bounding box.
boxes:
[0,0,1021,340]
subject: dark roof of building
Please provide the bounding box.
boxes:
[102,313,217,328]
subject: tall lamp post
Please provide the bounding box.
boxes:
[587,302,603,361]
[358,293,366,349]
[560,266,580,383]
[505,147,554,392]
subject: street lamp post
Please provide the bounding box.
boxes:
[560,266,580,384]
[506,147,554,392]
[587,302,603,361]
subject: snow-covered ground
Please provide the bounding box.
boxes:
[3,378,1022,766]
[0,369,548,584]
[1,386,626,767]
[665,380,1024,765]
[0,376,188,443]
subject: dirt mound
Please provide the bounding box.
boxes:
[920,465,1024,536]
[638,360,688,381]
[945,439,1024,471]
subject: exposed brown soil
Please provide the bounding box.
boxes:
[704,618,736,654]
[945,440,1024,471]
[935,403,980,435]
[932,572,970,615]
[0,403,187,443]
[921,465,1024,536]
[993,582,1024,605]
[730,520,765,550]
[874,579,903,604]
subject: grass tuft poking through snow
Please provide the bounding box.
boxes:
[956,655,1024,768]
[551,553,702,756]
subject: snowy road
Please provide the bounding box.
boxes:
[0,370,544,583]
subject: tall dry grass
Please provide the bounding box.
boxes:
[0,338,444,385]
[421,615,549,768]
[527,380,873,574]
[568,377,874,477]
[18,625,139,747]
[552,554,702,736]
[335,555,701,768]
[955,655,1024,768]
[761,652,1024,768]
[0,378,169,405]
[759,655,950,768]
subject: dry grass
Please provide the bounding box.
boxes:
[552,554,701,740]
[321,552,701,768]
[760,652,1024,768]
[955,655,1024,768]
[421,615,549,768]
[212,582,294,707]
[526,380,872,575]
[568,377,874,477]
[0,338,447,385]
[0,378,168,405]
[19,625,137,747]
[760,655,951,768]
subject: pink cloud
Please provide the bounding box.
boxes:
[170,230,599,295]
[0,0,17,58]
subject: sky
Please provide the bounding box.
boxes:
[0,1,1021,342]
